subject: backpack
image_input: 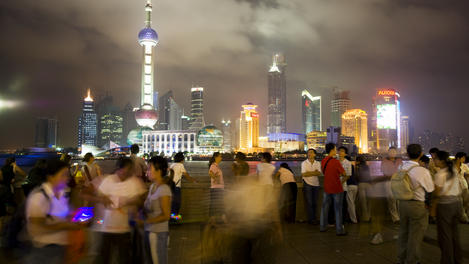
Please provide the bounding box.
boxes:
[391,165,419,200]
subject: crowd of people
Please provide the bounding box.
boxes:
[0,142,468,263]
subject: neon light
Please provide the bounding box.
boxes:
[378,90,396,96]
[377,104,397,129]
[251,113,259,118]
[191,87,203,92]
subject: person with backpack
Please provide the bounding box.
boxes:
[395,144,434,264]
[170,152,197,220]
[319,143,347,236]
[433,151,464,264]
[26,159,84,264]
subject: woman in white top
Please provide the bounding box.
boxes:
[434,151,463,264]
[275,163,297,223]
[208,152,225,220]
[170,152,197,218]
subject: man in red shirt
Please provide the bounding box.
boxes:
[320,143,347,235]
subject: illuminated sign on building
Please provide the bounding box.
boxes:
[377,90,396,96]
[251,113,259,118]
[377,104,397,129]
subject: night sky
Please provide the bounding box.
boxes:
[1,0,469,149]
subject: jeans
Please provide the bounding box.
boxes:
[26,245,66,264]
[303,182,320,223]
[145,231,169,264]
[398,200,428,264]
[171,187,182,215]
[320,192,345,234]
[436,201,463,264]
[95,232,132,264]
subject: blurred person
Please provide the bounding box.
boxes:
[95,157,146,264]
[81,153,101,186]
[381,147,402,224]
[232,152,250,178]
[419,155,430,168]
[433,151,463,264]
[274,163,297,223]
[23,159,47,196]
[11,159,27,206]
[130,144,148,180]
[356,156,371,222]
[257,152,275,187]
[454,152,469,223]
[338,147,351,223]
[26,159,84,264]
[397,144,434,264]
[429,147,440,176]
[320,143,347,236]
[209,152,225,221]
[301,149,322,225]
[170,152,196,218]
[140,156,172,264]
[225,174,282,263]
[346,158,358,224]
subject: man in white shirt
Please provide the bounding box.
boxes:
[26,160,83,264]
[130,144,148,179]
[96,157,146,264]
[301,149,322,225]
[397,144,434,264]
[257,152,275,186]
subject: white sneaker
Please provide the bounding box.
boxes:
[370,233,384,245]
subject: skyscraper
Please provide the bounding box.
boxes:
[267,53,287,135]
[239,103,259,151]
[342,109,368,153]
[78,89,97,148]
[157,91,173,130]
[189,86,205,131]
[373,89,401,152]
[181,110,191,131]
[301,89,321,134]
[134,0,158,129]
[96,95,123,146]
[168,97,183,130]
[331,89,351,127]
[122,103,137,145]
[35,117,58,148]
[400,115,410,151]
[221,119,232,152]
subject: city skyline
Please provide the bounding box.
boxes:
[1,1,469,151]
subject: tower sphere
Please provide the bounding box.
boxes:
[138,27,158,46]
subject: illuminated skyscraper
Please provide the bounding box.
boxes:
[221,119,232,152]
[189,86,205,131]
[342,109,368,153]
[331,89,350,127]
[134,0,158,129]
[372,89,401,152]
[267,53,287,135]
[400,115,410,151]
[301,90,321,134]
[240,103,259,150]
[158,91,173,130]
[78,89,97,148]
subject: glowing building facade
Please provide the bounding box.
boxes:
[267,53,287,136]
[189,87,205,132]
[331,89,351,127]
[142,130,197,156]
[239,103,259,151]
[400,116,410,151]
[78,89,97,148]
[301,90,321,134]
[306,131,327,152]
[342,109,368,153]
[372,89,401,152]
[221,119,233,152]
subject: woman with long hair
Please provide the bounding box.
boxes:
[275,163,297,223]
[140,156,172,264]
[208,152,225,221]
[434,150,463,264]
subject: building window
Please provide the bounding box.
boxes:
[145,45,152,54]
[145,65,152,74]
[144,75,152,84]
[145,55,151,64]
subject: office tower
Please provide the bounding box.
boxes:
[35,118,58,148]
[78,89,97,148]
[221,119,232,152]
[181,110,191,131]
[168,97,183,130]
[157,91,173,130]
[301,89,321,134]
[189,86,205,131]
[239,103,259,151]
[267,53,287,135]
[331,89,351,127]
[400,115,410,150]
[373,89,401,152]
[96,95,124,146]
[342,109,368,153]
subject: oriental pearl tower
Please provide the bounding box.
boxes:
[128,0,159,145]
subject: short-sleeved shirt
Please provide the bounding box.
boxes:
[401,161,434,201]
[26,183,70,247]
[278,167,296,185]
[301,159,321,186]
[339,159,352,191]
[170,163,186,188]
[131,154,148,178]
[209,163,224,189]
[257,163,275,186]
[98,174,146,233]
[435,167,462,196]
[322,156,345,194]
[144,184,172,233]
